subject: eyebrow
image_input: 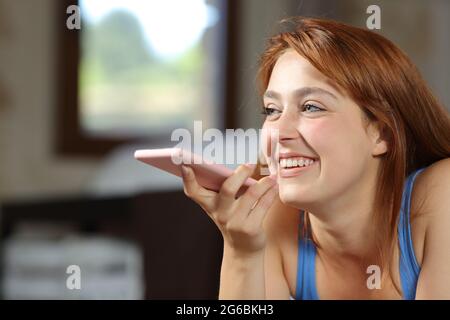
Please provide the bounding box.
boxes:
[263,86,338,101]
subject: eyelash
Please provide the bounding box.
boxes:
[260,103,323,116]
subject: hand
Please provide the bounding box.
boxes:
[181,163,278,255]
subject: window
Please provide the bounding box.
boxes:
[57,0,238,156]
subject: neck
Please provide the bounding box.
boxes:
[306,166,380,268]
[309,206,377,266]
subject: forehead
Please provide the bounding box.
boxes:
[267,49,339,93]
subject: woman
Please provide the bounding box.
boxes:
[181,17,450,299]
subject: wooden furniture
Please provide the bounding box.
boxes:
[0,191,223,299]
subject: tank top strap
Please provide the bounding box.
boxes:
[295,210,319,300]
[398,167,426,299]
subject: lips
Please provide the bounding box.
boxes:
[273,151,319,178]
[276,151,319,163]
[279,160,318,178]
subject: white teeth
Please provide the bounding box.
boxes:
[279,157,315,168]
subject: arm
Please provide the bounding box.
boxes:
[219,196,292,300]
[415,158,450,299]
[219,246,266,300]
[180,163,278,299]
[218,242,291,300]
[263,197,294,299]
[264,234,291,299]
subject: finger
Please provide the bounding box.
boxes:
[226,176,277,226]
[217,163,257,207]
[181,165,216,212]
[237,176,277,213]
[246,184,279,227]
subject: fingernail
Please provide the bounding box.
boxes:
[268,174,277,181]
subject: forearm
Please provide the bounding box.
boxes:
[218,245,265,300]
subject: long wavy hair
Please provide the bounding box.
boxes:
[255,17,450,294]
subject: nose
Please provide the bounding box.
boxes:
[275,111,300,142]
[263,111,300,161]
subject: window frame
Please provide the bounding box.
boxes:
[56,0,239,156]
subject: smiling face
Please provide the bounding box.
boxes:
[261,49,387,211]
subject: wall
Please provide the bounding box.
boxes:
[0,0,449,201]
[0,0,99,201]
[0,0,297,201]
[235,0,450,132]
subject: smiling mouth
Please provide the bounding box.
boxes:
[278,157,318,178]
[279,157,316,169]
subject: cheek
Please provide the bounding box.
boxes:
[308,118,371,193]
[275,118,371,206]
[260,121,270,157]
[305,118,368,161]
[260,121,277,170]
[299,119,341,155]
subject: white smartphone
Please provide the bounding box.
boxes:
[134,148,258,195]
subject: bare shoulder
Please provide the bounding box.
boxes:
[414,158,450,298]
[411,157,450,218]
[262,196,300,299]
[409,158,450,268]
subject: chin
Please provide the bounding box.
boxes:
[278,186,311,209]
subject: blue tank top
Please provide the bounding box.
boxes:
[293,167,426,300]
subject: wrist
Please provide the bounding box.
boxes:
[223,244,265,262]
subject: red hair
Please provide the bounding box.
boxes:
[256,17,450,294]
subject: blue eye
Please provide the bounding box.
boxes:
[261,103,323,118]
[303,103,323,112]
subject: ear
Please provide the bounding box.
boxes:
[368,121,388,157]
